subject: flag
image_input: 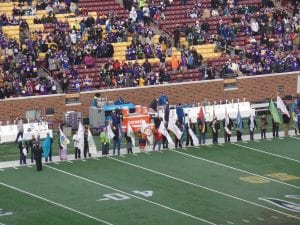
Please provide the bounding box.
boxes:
[59,128,70,148]
[158,122,174,145]
[188,128,199,146]
[236,108,243,131]
[168,120,182,140]
[78,122,85,154]
[141,120,153,144]
[198,106,204,121]
[88,128,97,156]
[269,99,282,124]
[277,96,290,118]
[127,124,136,147]
[107,123,115,140]
[42,136,51,158]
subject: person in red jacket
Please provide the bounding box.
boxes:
[153,128,163,151]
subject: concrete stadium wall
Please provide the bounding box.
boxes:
[0,72,298,124]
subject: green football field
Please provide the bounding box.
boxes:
[0,137,300,225]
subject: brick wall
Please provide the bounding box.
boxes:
[0,73,298,123]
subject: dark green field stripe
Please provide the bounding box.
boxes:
[0,184,109,225]
[47,158,300,225]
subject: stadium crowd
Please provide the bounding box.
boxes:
[0,0,300,98]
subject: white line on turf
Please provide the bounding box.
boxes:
[27,165,32,168]
[0,169,4,171]
[67,161,73,164]
[108,157,300,220]
[226,221,234,224]
[0,182,114,225]
[290,136,300,140]
[54,162,60,165]
[45,165,217,225]
[257,217,264,221]
[232,143,300,163]
[242,219,249,223]
[172,150,300,189]
[13,167,18,170]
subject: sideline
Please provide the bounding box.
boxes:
[0,181,114,225]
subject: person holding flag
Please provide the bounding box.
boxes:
[72,131,81,159]
[58,127,70,160]
[235,109,243,141]
[277,96,290,137]
[269,99,281,138]
[223,111,233,143]
[126,124,135,154]
[42,133,53,162]
[197,106,207,145]
[248,114,257,141]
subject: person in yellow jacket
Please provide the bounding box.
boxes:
[100,127,110,156]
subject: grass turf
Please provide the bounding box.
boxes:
[0,137,300,225]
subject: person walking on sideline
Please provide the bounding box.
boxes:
[260,115,268,139]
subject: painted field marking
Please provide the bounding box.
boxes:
[243,142,249,144]
[0,169,4,171]
[145,152,151,155]
[0,154,19,158]
[67,161,73,164]
[93,158,99,160]
[218,144,224,147]
[172,150,300,189]
[272,215,279,219]
[227,221,234,224]
[257,217,264,221]
[27,165,32,168]
[206,145,212,148]
[158,151,164,153]
[242,219,249,223]
[232,143,300,164]
[13,167,18,170]
[45,165,217,225]
[290,136,300,140]
[108,157,300,220]
[54,162,60,165]
[133,154,138,156]
[0,182,114,225]
[81,159,87,162]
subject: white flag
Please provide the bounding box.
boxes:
[78,122,85,154]
[141,120,153,145]
[188,128,199,146]
[158,122,174,145]
[88,129,97,156]
[168,121,182,140]
[277,96,290,118]
[127,124,135,147]
[59,128,70,148]
[107,123,115,140]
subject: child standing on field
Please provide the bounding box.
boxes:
[125,133,133,154]
[138,130,147,152]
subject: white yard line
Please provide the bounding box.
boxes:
[0,182,114,225]
[232,143,300,164]
[45,165,217,225]
[107,157,300,221]
[172,150,300,189]
[290,136,300,140]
